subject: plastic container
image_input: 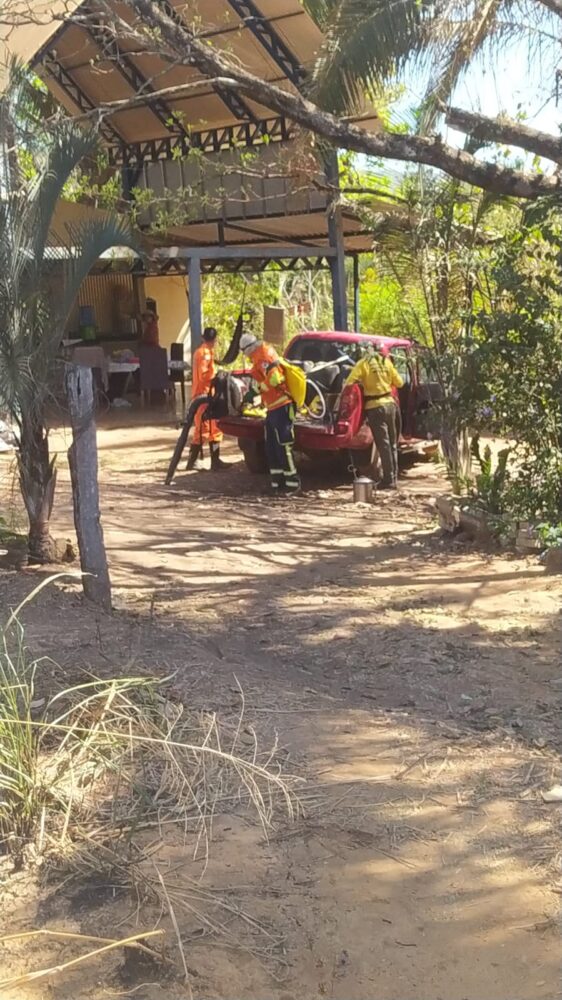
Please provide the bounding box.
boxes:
[79,306,95,327]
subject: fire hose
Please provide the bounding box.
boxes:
[164,393,211,486]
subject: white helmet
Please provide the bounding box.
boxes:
[239,332,261,355]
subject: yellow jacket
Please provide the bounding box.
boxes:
[346,354,404,410]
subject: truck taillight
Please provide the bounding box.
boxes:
[338,384,360,420]
[338,385,353,423]
[335,383,363,439]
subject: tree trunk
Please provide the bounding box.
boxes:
[18,415,58,564]
[66,365,112,611]
[441,422,472,493]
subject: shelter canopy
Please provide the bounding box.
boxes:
[0,0,379,158]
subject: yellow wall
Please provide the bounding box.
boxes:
[143,276,190,352]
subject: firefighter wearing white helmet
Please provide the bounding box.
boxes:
[240,333,300,495]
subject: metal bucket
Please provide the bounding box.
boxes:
[353,476,374,503]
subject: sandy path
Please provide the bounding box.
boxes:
[0,412,560,999]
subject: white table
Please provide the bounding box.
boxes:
[108,361,188,374]
[108,360,189,398]
[108,361,139,375]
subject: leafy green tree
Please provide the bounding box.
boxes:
[202,269,335,354]
[366,168,514,486]
[467,199,562,520]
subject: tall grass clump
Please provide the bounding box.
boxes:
[0,583,299,872]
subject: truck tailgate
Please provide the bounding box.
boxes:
[219,414,339,449]
[218,415,265,441]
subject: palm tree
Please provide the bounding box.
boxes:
[0,73,138,563]
[304,0,559,123]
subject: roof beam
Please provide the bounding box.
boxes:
[42,51,125,145]
[154,244,336,260]
[201,10,306,42]
[224,0,306,87]
[85,14,185,135]
[159,0,259,123]
[222,220,324,249]
[107,116,291,165]
[145,255,331,275]
[196,255,331,274]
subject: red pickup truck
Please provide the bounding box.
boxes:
[218,330,439,475]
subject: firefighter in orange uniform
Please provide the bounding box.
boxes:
[239,332,300,494]
[186,327,228,472]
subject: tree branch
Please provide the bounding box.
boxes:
[123,0,561,200]
[72,77,236,122]
[445,104,562,163]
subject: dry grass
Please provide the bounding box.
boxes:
[0,580,301,986]
[0,929,165,991]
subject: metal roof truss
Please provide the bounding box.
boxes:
[106,116,292,166]
[150,254,333,275]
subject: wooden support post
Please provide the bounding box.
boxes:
[325,153,348,331]
[187,255,203,362]
[66,365,112,611]
[353,254,361,332]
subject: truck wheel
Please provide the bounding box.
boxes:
[240,439,268,474]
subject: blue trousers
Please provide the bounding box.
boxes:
[265,404,300,491]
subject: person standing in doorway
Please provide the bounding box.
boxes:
[186,327,228,472]
[239,332,300,495]
[346,343,404,489]
[140,310,160,347]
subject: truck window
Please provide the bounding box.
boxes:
[286,338,361,366]
[390,348,410,383]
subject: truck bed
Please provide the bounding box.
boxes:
[219,414,341,450]
[218,414,437,456]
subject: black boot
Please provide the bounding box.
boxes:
[210,442,228,471]
[186,445,204,471]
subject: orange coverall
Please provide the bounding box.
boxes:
[249,343,291,411]
[191,342,223,445]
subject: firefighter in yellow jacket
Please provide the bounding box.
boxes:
[346,344,404,489]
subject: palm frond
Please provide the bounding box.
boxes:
[419,0,536,130]
[28,123,100,277]
[303,0,432,114]
[304,0,560,133]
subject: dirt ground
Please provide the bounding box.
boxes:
[1,410,561,1000]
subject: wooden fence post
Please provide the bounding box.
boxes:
[66,365,112,610]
